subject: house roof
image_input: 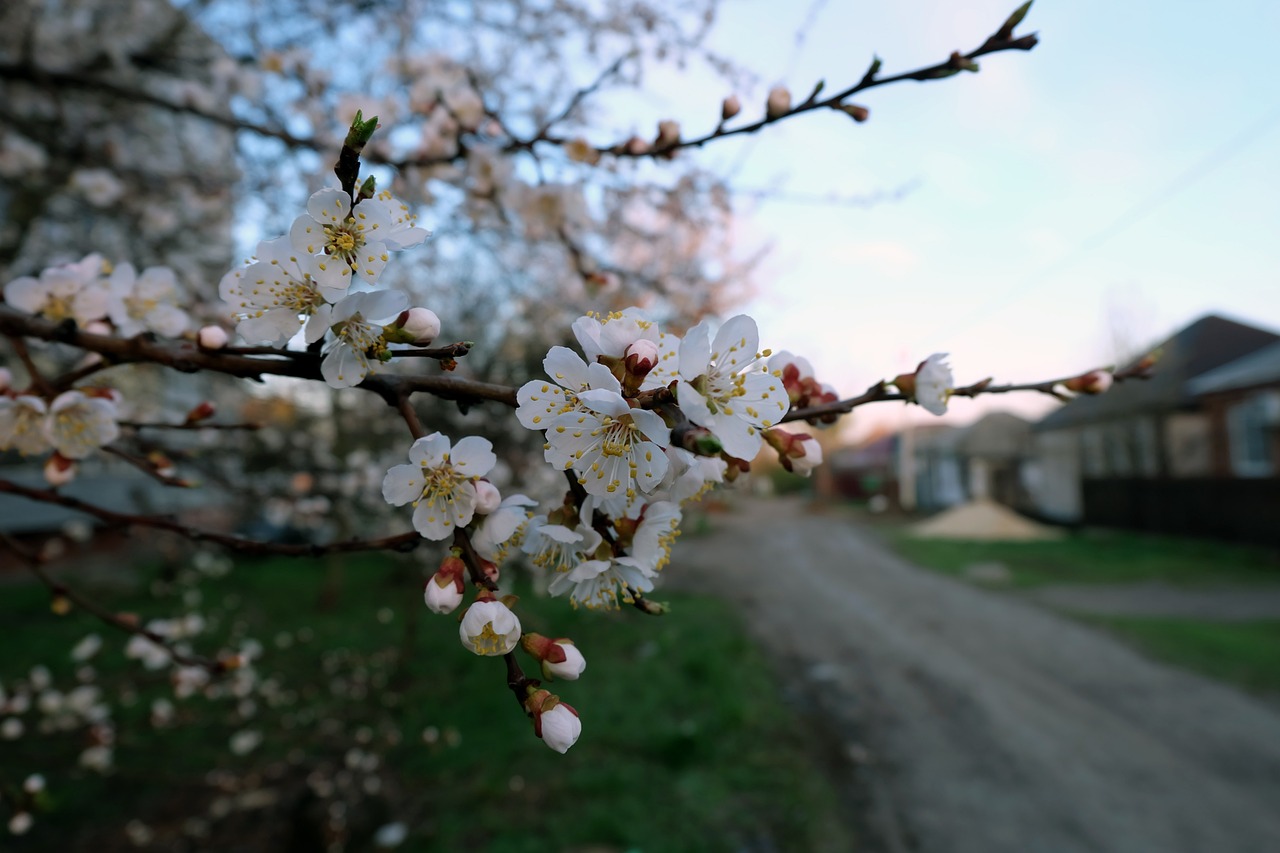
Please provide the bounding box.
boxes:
[1035,314,1280,431]
[1187,340,1280,396]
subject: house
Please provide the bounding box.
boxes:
[1187,341,1280,478]
[1030,314,1280,544]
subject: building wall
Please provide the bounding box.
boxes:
[1027,430,1082,522]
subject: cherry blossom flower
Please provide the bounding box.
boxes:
[374,189,432,250]
[424,571,465,615]
[628,501,681,573]
[548,556,655,610]
[4,255,108,326]
[913,353,954,416]
[290,188,394,287]
[516,348,618,430]
[105,264,188,337]
[521,634,586,681]
[471,494,537,562]
[45,390,119,459]
[545,386,671,500]
[382,433,497,540]
[676,314,788,461]
[315,290,408,388]
[458,598,521,656]
[520,518,603,574]
[220,237,345,345]
[0,395,50,455]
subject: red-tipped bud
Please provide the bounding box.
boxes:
[425,556,467,614]
[524,689,581,753]
[764,428,823,476]
[521,633,587,681]
[44,453,77,486]
[1064,370,1113,395]
[624,339,659,378]
[184,401,217,424]
[721,94,742,121]
[838,103,870,122]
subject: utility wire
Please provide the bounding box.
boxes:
[918,102,1280,349]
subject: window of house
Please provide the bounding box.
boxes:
[1226,395,1276,478]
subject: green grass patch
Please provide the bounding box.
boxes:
[1085,616,1280,695]
[1,553,853,851]
[888,526,1280,588]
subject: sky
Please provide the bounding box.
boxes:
[627,0,1280,439]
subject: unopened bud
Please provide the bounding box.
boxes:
[655,119,681,149]
[681,427,724,457]
[197,325,229,349]
[184,401,216,424]
[0,367,12,392]
[624,135,651,156]
[837,103,870,122]
[721,94,742,121]
[624,339,659,378]
[425,557,466,615]
[524,689,581,754]
[766,85,792,119]
[521,633,587,681]
[44,453,77,486]
[1063,370,1113,395]
[396,307,442,345]
[472,479,502,515]
[635,598,669,616]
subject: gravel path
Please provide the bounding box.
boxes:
[668,498,1280,853]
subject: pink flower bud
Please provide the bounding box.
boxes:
[655,119,681,148]
[721,94,742,121]
[197,325,229,349]
[788,434,823,476]
[624,339,659,377]
[184,401,216,424]
[625,135,650,156]
[396,307,441,345]
[44,453,77,486]
[1063,370,1113,395]
[0,367,12,392]
[472,479,502,515]
[521,633,587,681]
[766,85,791,119]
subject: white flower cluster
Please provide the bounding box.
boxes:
[218,187,434,388]
[0,390,120,480]
[5,253,190,337]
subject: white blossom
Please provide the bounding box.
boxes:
[458,599,521,656]
[70,634,103,662]
[316,290,408,388]
[676,314,787,461]
[45,391,119,459]
[915,353,954,416]
[520,519,602,574]
[0,395,50,455]
[629,501,681,573]
[4,255,108,326]
[70,168,126,207]
[103,263,188,337]
[548,556,655,610]
[544,380,670,500]
[290,188,394,287]
[383,433,497,540]
[220,237,345,345]
[471,494,537,562]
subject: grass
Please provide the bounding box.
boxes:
[1,552,854,852]
[886,524,1280,588]
[1086,616,1280,696]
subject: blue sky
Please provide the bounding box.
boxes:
[629,0,1280,436]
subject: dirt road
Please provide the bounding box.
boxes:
[669,499,1280,853]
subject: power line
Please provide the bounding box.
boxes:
[918,102,1280,349]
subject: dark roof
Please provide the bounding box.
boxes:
[1036,314,1280,431]
[1187,340,1280,396]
